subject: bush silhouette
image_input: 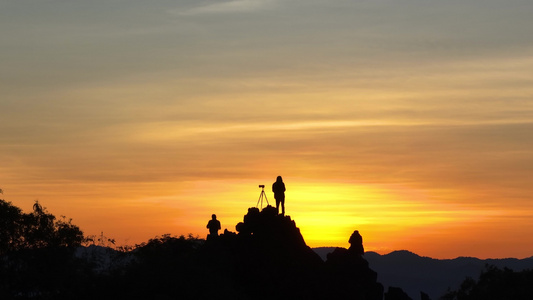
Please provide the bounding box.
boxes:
[441,265,533,300]
[0,200,84,255]
[0,199,88,299]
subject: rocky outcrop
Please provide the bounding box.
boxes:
[384,286,413,300]
[324,230,383,299]
[204,206,324,299]
[202,205,383,299]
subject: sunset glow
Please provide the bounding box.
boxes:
[2,0,533,259]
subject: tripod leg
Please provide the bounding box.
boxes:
[259,191,269,208]
[257,190,269,209]
[263,191,269,205]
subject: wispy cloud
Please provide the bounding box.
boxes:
[130,118,533,142]
[174,0,277,16]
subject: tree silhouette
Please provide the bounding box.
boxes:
[1,199,87,298]
[0,199,24,254]
[0,199,84,254]
[440,265,533,300]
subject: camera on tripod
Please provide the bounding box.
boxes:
[256,184,269,209]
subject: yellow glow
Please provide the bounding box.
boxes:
[285,181,471,248]
[5,172,533,258]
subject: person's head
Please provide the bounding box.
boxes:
[276,175,283,182]
[212,214,217,220]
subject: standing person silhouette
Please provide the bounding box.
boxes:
[272,176,286,215]
[206,214,221,238]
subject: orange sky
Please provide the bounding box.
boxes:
[1,0,533,259]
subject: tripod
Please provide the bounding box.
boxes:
[256,185,269,209]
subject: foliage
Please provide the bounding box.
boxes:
[0,199,89,299]
[440,265,533,300]
[0,199,84,255]
[83,231,116,248]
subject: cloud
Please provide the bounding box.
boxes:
[175,0,277,15]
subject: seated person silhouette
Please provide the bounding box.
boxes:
[206,214,221,238]
[272,176,286,215]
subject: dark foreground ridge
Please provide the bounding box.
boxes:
[0,200,386,300]
[4,199,533,299]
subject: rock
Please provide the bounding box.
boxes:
[349,230,364,256]
[384,286,413,300]
[205,207,383,299]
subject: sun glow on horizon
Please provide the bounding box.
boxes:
[285,181,475,249]
[3,175,531,259]
[131,178,496,255]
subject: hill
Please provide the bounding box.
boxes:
[314,248,533,299]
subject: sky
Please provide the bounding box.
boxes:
[1,0,532,259]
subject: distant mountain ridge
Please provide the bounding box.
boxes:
[314,248,533,299]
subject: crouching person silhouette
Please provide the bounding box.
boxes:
[206,214,221,239]
[272,176,286,215]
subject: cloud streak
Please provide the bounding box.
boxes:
[175,0,277,15]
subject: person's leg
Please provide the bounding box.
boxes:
[281,198,285,215]
[276,198,280,214]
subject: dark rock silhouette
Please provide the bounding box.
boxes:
[324,230,383,299]
[349,230,365,255]
[199,205,383,299]
[215,205,325,299]
[385,286,413,300]
[235,206,307,249]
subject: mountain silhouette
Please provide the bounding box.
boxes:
[366,250,533,299]
[314,248,533,299]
